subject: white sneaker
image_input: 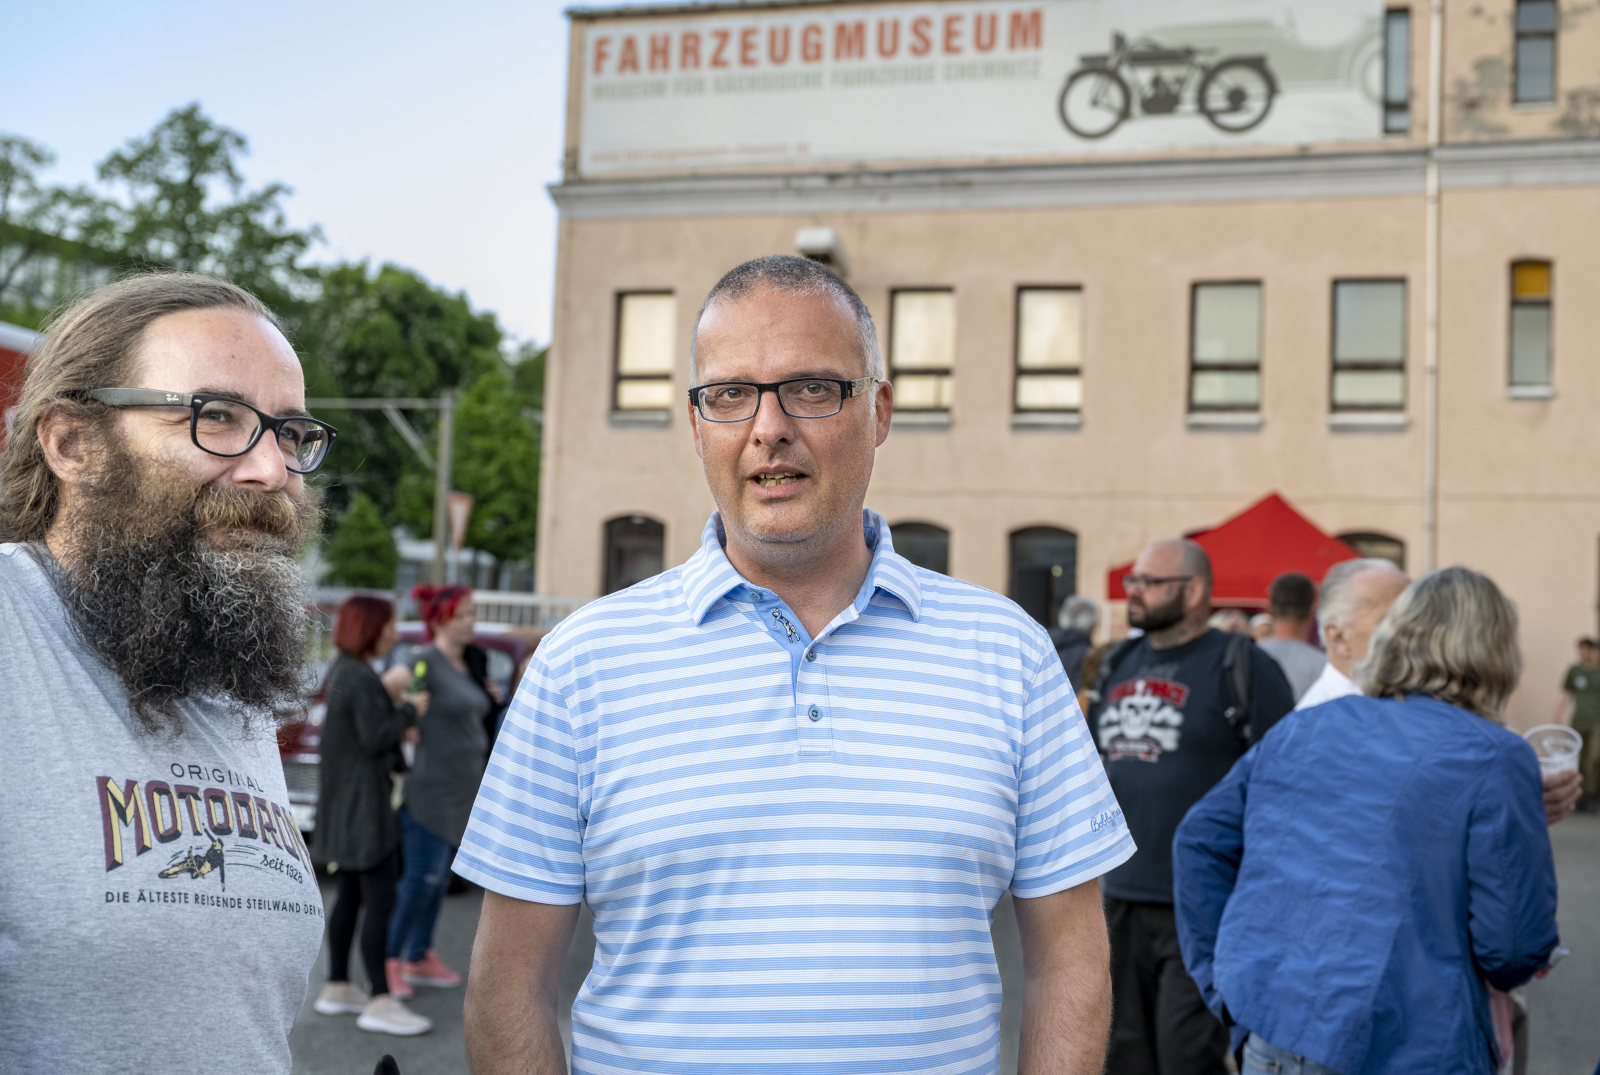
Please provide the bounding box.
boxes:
[357,993,433,1036]
[313,981,371,1015]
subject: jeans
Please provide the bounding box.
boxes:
[1241,1033,1343,1075]
[387,809,455,962]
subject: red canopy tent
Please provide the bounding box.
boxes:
[1106,493,1359,609]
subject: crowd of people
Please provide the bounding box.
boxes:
[0,265,1587,1075]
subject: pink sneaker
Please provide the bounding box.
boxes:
[384,957,414,999]
[401,949,462,988]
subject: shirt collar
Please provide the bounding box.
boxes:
[683,509,923,625]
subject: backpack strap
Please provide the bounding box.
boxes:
[1087,636,1142,710]
[1221,633,1255,749]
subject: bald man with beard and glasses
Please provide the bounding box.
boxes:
[456,256,1134,1075]
[1089,539,1295,1075]
[0,274,337,1075]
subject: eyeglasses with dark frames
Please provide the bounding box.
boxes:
[688,376,879,423]
[1122,574,1196,591]
[83,388,338,475]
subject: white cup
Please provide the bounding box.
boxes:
[1524,724,1582,776]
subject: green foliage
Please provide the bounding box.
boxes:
[0,105,320,327]
[95,103,322,316]
[394,363,541,564]
[322,493,400,589]
[300,261,505,520]
[0,134,120,326]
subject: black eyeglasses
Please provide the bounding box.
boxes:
[84,388,338,474]
[1123,574,1195,591]
[688,376,878,423]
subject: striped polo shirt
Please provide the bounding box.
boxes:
[454,510,1134,1075]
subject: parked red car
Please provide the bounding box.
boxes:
[277,622,544,833]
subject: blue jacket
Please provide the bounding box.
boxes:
[1173,694,1559,1075]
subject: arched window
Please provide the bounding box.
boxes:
[1010,527,1077,628]
[604,515,665,594]
[889,522,949,575]
[1337,531,1406,571]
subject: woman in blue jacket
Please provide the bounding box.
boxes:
[1173,566,1559,1075]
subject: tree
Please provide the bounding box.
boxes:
[300,262,505,520]
[0,105,321,328]
[322,493,400,589]
[95,103,322,317]
[0,135,119,327]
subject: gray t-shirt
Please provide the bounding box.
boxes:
[405,644,491,846]
[0,543,323,1075]
[1257,637,1329,703]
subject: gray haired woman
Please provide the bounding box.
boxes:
[1173,567,1560,1075]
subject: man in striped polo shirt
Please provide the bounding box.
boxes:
[455,255,1136,1075]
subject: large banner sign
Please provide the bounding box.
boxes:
[578,0,1384,176]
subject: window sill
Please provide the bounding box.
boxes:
[1010,411,1082,432]
[891,410,951,431]
[1509,384,1554,400]
[1328,412,1408,433]
[1512,101,1557,111]
[1186,412,1261,432]
[609,409,672,429]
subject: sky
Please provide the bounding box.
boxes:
[5,0,595,346]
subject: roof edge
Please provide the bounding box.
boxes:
[566,0,909,20]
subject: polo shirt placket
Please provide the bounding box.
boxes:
[728,549,885,756]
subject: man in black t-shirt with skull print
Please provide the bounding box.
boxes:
[1091,539,1294,1075]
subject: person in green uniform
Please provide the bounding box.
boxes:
[1556,638,1600,810]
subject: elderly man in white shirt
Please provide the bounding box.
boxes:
[1295,558,1410,710]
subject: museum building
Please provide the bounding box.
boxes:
[538,0,1600,726]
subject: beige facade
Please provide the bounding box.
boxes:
[540,0,1600,729]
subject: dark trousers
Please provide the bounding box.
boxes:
[325,848,400,994]
[1105,896,1229,1075]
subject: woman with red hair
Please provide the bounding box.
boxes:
[386,584,504,996]
[313,595,431,1036]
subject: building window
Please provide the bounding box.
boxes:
[1014,287,1083,413]
[1515,0,1557,104]
[1189,282,1262,412]
[890,290,955,411]
[1332,280,1406,410]
[1338,531,1406,571]
[1384,10,1412,132]
[603,515,664,594]
[890,522,949,575]
[1510,260,1552,389]
[1009,527,1077,628]
[613,292,676,411]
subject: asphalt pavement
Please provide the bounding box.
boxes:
[289,814,1600,1075]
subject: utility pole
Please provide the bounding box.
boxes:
[431,390,455,585]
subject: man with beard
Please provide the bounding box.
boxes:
[1088,539,1293,1075]
[0,273,336,1075]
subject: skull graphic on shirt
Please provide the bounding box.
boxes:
[1099,677,1188,762]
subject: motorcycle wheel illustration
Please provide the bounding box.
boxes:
[1197,59,1276,132]
[1059,67,1131,139]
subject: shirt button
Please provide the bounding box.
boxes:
[808,705,821,722]
[748,590,761,602]
[805,649,816,662]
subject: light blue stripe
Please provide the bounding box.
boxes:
[455,509,1134,1075]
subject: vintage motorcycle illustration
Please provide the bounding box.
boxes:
[1059,32,1279,139]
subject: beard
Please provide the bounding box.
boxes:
[1128,590,1186,633]
[50,434,323,736]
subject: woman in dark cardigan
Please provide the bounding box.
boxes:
[312,595,433,1037]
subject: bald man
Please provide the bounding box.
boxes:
[1091,539,1295,1075]
[1296,558,1410,710]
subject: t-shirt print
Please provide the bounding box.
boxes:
[98,759,318,912]
[1098,676,1190,762]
